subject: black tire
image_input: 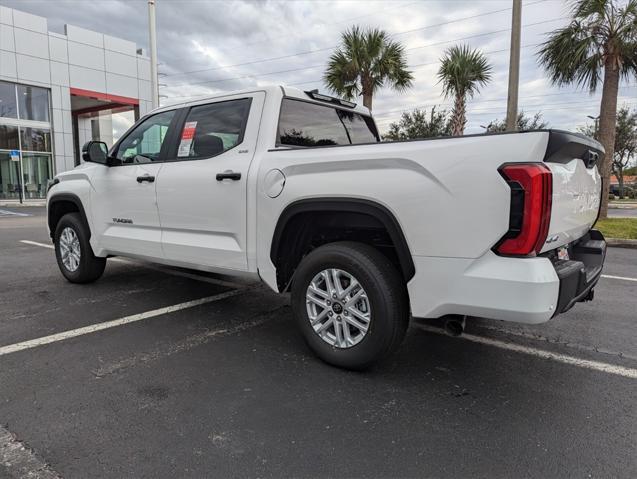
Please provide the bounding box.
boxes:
[291,241,409,370]
[54,212,106,283]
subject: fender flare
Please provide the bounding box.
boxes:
[270,198,415,281]
[48,193,91,239]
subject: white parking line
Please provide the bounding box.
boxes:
[20,239,53,249]
[0,208,30,217]
[601,274,637,282]
[0,289,244,357]
[415,324,637,379]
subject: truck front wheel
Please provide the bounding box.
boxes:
[54,212,106,283]
[291,241,409,370]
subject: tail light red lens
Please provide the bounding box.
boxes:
[496,163,553,257]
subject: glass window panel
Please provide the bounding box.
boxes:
[112,109,135,143]
[91,118,100,141]
[338,109,379,144]
[0,81,18,119]
[0,124,20,150]
[176,98,251,159]
[0,151,22,200]
[278,99,349,147]
[17,84,50,122]
[20,127,52,152]
[277,99,379,147]
[21,153,52,199]
[114,110,175,164]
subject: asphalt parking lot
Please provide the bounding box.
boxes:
[1,207,636,478]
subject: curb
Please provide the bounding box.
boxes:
[606,238,637,249]
[0,202,45,207]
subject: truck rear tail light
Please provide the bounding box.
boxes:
[495,163,553,257]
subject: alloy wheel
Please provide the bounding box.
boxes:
[305,268,371,348]
[59,226,81,272]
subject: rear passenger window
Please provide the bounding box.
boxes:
[338,110,379,144]
[277,98,379,147]
[176,98,251,159]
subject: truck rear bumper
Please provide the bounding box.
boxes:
[550,229,606,316]
[408,230,606,324]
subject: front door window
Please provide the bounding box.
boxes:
[113,110,176,165]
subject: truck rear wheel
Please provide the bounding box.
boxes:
[54,212,106,283]
[291,241,409,370]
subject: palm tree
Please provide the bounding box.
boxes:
[537,0,637,219]
[324,26,413,111]
[437,45,492,136]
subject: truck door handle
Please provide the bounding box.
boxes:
[216,171,241,181]
[136,175,155,183]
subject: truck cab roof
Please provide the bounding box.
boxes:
[155,85,372,117]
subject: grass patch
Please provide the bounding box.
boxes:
[595,218,637,240]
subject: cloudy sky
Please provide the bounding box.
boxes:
[3,0,636,134]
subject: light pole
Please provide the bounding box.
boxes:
[148,0,159,109]
[505,0,522,131]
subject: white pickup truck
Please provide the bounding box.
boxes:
[46,85,606,369]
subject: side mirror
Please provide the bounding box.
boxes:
[82,141,109,165]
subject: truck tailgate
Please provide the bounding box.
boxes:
[541,131,604,253]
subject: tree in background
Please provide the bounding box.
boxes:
[613,108,637,198]
[437,45,492,136]
[580,106,637,198]
[485,111,548,133]
[537,0,637,217]
[384,106,452,141]
[324,26,413,112]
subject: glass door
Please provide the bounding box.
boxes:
[0,151,23,200]
[21,153,52,199]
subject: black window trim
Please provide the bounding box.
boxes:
[274,96,380,149]
[163,96,253,163]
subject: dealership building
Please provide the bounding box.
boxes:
[0,6,154,200]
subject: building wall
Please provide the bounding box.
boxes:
[0,6,152,176]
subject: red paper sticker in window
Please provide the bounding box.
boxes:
[177,121,197,157]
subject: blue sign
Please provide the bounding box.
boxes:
[10,150,19,161]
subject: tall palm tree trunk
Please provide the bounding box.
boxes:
[597,59,619,219]
[451,94,467,136]
[363,93,373,111]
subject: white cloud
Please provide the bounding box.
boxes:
[4,0,635,134]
